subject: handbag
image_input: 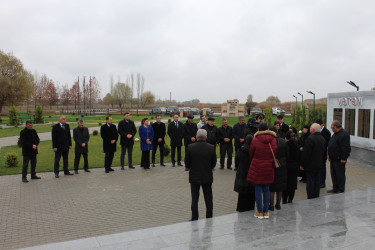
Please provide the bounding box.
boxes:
[268,143,280,168]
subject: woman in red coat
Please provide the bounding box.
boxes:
[247,123,277,219]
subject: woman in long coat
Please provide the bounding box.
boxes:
[139,118,154,169]
[247,123,277,219]
[234,134,254,212]
[283,131,300,203]
[268,126,288,211]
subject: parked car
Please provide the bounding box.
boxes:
[160,107,167,114]
[166,106,180,115]
[183,107,193,117]
[190,108,200,115]
[150,108,162,115]
[250,107,263,117]
[272,107,285,116]
[200,108,213,116]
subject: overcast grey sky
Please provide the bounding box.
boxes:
[1,0,374,103]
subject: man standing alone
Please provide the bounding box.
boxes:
[183,115,198,171]
[168,114,184,167]
[328,120,351,193]
[300,123,326,199]
[118,112,137,169]
[101,116,118,173]
[20,121,40,183]
[185,129,217,221]
[52,115,73,178]
[152,115,166,167]
[73,119,90,174]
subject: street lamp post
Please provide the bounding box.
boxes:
[307,91,315,122]
[292,95,297,111]
[346,81,359,91]
[298,92,304,123]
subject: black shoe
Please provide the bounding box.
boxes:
[64,172,74,175]
[337,190,345,193]
[121,166,125,170]
[327,189,338,193]
[31,175,41,179]
[320,184,326,188]
[105,170,109,173]
[234,168,238,171]
[275,204,281,210]
[22,178,29,183]
[55,174,59,178]
[74,170,78,174]
[189,218,198,222]
[160,163,166,167]
[227,166,232,170]
[220,166,224,169]
[84,169,90,173]
[109,168,115,171]
[129,165,135,169]
[152,163,156,167]
[177,162,184,167]
[144,167,150,170]
[172,163,175,167]
[185,168,189,171]
[268,205,274,211]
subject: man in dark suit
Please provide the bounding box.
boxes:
[73,119,90,174]
[183,115,198,171]
[315,119,331,188]
[152,115,166,167]
[218,118,233,170]
[167,114,184,167]
[327,120,351,193]
[118,112,137,170]
[300,123,326,199]
[100,116,118,173]
[52,115,73,178]
[20,121,40,183]
[233,116,246,171]
[185,129,217,221]
[277,115,289,137]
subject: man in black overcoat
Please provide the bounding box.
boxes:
[20,121,41,183]
[73,119,90,174]
[52,115,73,178]
[202,117,219,146]
[152,115,166,167]
[167,114,184,167]
[327,120,351,193]
[183,115,198,171]
[117,112,137,169]
[218,118,233,170]
[185,129,217,221]
[100,116,118,173]
[300,123,326,199]
[233,116,246,171]
[315,119,331,188]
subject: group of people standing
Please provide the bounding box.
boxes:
[232,115,351,220]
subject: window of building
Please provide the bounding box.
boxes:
[345,109,355,136]
[358,109,370,138]
[333,108,342,122]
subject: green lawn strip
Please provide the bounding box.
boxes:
[0,124,99,138]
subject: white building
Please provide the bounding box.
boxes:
[327,91,375,166]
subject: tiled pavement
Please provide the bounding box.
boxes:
[1,161,375,249]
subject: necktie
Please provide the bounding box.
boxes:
[62,124,65,130]
[175,122,178,128]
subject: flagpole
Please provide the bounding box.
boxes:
[89,76,92,115]
[83,76,85,115]
[77,76,80,114]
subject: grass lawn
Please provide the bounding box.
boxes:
[0,123,99,138]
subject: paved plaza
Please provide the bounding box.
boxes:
[1,160,375,249]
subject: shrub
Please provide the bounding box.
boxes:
[8,105,19,126]
[81,114,84,118]
[5,152,19,168]
[264,106,273,126]
[163,144,171,157]
[98,122,102,126]
[0,117,2,123]
[168,118,172,123]
[76,117,79,121]
[93,130,98,136]
[151,116,154,120]
[34,105,44,124]
[48,115,52,118]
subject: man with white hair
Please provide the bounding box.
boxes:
[300,123,326,199]
[185,129,217,221]
[52,115,73,178]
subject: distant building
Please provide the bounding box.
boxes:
[221,100,245,117]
